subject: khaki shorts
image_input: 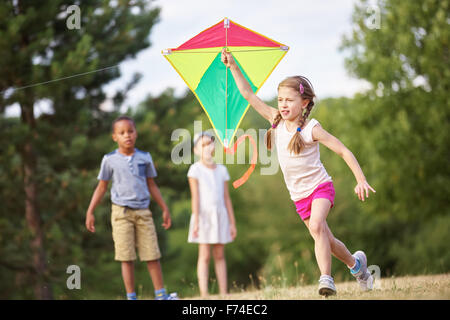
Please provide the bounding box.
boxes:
[111,204,161,261]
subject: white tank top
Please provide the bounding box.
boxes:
[274,118,332,201]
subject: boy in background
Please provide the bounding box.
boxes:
[85,115,176,300]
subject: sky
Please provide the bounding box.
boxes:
[6,0,372,116]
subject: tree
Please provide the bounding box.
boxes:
[0,0,160,299]
[340,0,450,273]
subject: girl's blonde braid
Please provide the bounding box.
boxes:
[288,101,314,154]
[265,112,282,150]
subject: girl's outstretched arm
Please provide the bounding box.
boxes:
[221,48,279,123]
[312,124,376,201]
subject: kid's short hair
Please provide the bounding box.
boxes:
[112,115,136,132]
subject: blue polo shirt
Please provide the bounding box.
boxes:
[97,148,157,209]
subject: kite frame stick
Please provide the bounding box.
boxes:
[224,18,229,146]
[220,18,289,148]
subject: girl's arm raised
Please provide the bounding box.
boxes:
[312,124,376,201]
[222,49,279,123]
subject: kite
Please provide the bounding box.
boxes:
[163,18,289,187]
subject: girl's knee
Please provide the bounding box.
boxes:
[198,253,210,264]
[198,245,211,262]
[212,245,225,260]
[308,220,326,237]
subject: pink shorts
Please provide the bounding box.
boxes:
[294,182,335,221]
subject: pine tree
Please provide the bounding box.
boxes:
[0,0,160,299]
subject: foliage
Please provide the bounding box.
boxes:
[0,0,448,299]
[0,0,160,299]
[339,0,450,275]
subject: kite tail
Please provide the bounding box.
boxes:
[224,134,258,188]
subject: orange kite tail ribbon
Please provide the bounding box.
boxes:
[224,134,258,188]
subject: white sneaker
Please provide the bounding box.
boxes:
[155,291,179,300]
[169,292,179,300]
[351,251,373,291]
[318,275,337,297]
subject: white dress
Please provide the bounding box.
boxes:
[187,162,232,244]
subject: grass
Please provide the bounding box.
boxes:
[180,273,450,300]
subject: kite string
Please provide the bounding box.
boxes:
[225,23,228,146]
[0,64,120,95]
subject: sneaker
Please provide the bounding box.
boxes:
[351,251,373,291]
[318,275,336,297]
[168,292,179,300]
[155,292,179,300]
[126,292,137,300]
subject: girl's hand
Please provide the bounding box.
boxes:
[230,224,237,240]
[162,209,172,230]
[193,220,199,238]
[354,180,376,201]
[221,48,235,68]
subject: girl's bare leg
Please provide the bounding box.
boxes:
[197,244,211,297]
[212,244,227,296]
[304,199,356,270]
[307,199,333,276]
[324,222,356,268]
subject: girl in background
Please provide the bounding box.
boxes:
[187,131,237,298]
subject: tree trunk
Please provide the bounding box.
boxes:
[21,102,53,300]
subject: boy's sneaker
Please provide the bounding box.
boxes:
[168,292,179,300]
[126,292,137,300]
[351,251,374,291]
[155,292,179,300]
[318,275,336,297]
